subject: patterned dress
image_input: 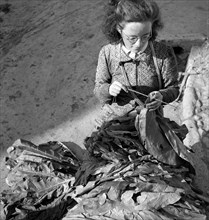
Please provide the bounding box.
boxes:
[94,40,179,122]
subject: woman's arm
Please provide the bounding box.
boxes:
[159,46,179,103]
[94,46,112,104]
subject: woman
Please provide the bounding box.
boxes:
[94,0,179,123]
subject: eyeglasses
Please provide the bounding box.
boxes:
[122,30,152,44]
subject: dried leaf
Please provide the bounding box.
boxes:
[125,210,172,220]
[136,192,181,210]
[1,112,207,220]
[136,109,185,166]
[162,204,207,220]
[121,190,135,207]
[98,193,107,205]
[1,140,79,220]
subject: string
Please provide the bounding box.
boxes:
[128,88,177,108]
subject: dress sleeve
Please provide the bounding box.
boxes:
[159,46,179,103]
[94,46,112,104]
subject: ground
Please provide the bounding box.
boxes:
[0,0,208,218]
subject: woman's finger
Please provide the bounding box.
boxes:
[114,82,128,92]
[121,84,128,93]
[109,81,128,96]
[146,100,161,110]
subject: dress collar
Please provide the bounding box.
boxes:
[117,42,151,63]
[122,40,148,58]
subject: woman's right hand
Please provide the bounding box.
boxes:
[109,81,128,97]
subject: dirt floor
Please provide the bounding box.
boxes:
[0,0,208,217]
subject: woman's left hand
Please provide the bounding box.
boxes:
[145,91,163,111]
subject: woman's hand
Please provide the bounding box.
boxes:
[109,81,128,97]
[145,91,163,111]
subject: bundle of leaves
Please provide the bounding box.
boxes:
[85,109,194,173]
[1,109,208,220]
[64,157,208,220]
[67,108,207,219]
[0,139,81,220]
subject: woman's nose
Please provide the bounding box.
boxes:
[134,38,142,46]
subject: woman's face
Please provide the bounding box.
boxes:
[119,21,152,53]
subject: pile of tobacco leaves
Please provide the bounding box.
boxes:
[1,108,209,220]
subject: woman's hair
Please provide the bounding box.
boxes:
[102,0,163,43]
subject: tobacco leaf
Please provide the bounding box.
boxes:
[136,109,194,173]
[136,192,181,210]
[1,112,208,220]
[84,116,146,163]
[5,139,80,175]
[1,139,80,220]
[130,180,184,194]
[156,116,194,171]
[64,158,206,219]
[162,204,207,220]
[1,177,75,220]
[124,210,172,220]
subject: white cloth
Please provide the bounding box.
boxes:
[122,41,148,60]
